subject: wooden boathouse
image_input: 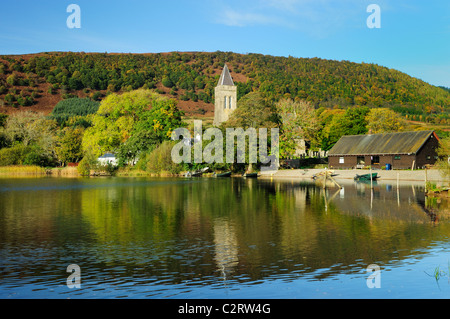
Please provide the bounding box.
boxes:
[328,130,440,170]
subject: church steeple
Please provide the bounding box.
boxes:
[217,64,234,86]
[214,64,237,126]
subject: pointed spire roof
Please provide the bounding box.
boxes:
[217,64,234,86]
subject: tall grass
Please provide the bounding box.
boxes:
[0,165,46,176]
[0,165,80,177]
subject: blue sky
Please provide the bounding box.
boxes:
[0,0,449,87]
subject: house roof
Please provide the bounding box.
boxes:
[328,130,436,156]
[98,153,116,158]
[217,64,234,86]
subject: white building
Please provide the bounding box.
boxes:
[97,153,118,166]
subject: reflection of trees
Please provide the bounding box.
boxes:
[5,177,450,287]
[251,179,450,280]
[418,195,450,223]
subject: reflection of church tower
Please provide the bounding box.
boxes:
[214,64,237,126]
[213,218,239,280]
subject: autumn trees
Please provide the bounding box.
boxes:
[0,50,448,172]
[82,89,184,156]
[220,92,429,160]
[1,51,448,124]
[0,90,186,172]
[275,98,318,158]
[365,107,409,133]
[79,89,185,174]
[435,136,450,180]
[0,111,58,166]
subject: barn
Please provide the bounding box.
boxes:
[328,130,440,170]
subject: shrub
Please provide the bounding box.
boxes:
[4,93,15,104]
[23,145,55,166]
[77,151,98,176]
[0,144,28,166]
[146,141,182,174]
[6,73,18,86]
[162,76,174,88]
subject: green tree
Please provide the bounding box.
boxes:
[317,106,369,151]
[0,112,58,166]
[162,76,174,88]
[116,129,159,166]
[366,108,409,133]
[341,106,369,135]
[275,98,319,158]
[55,127,84,165]
[6,73,18,86]
[224,92,278,129]
[82,89,185,157]
[435,136,450,182]
[3,111,57,150]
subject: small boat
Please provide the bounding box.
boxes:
[354,173,378,181]
[214,171,231,177]
[184,167,209,177]
[184,170,203,177]
[200,167,209,173]
[242,164,258,178]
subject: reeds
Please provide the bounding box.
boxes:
[0,166,80,177]
[426,262,450,284]
[0,165,46,176]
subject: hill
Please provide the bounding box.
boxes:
[0,51,449,125]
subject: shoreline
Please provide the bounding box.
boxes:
[0,165,448,185]
[259,168,448,183]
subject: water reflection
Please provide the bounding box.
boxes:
[213,218,239,281]
[0,177,449,298]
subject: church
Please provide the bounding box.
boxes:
[214,64,237,126]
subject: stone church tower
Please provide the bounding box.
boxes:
[214,64,237,126]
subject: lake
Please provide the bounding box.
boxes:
[0,176,449,299]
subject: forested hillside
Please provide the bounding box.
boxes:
[0,51,449,124]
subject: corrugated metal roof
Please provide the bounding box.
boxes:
[217,64,234,86]
[328,130,435,156]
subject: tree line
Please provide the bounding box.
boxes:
[0,51,449,125]
[0,90,448,176]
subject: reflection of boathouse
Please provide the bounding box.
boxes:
[328,130,439,170]
[329,181,436,222]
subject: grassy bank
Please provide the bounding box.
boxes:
[0,165,47,176]
[0,165,80,177]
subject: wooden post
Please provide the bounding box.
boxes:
[425,167,428,192]
[397,172,400,207]
[370,166,373,189]
[329,175,342,189]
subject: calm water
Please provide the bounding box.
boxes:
[0,176,449,299]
